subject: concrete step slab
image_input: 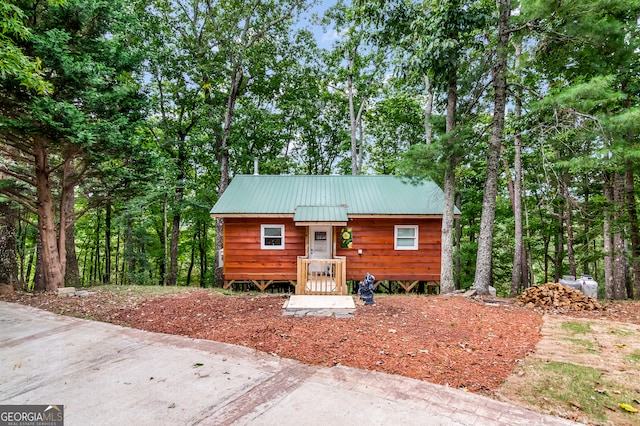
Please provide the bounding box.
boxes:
[284,295,355,310]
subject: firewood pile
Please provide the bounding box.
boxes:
[518,283,605,312]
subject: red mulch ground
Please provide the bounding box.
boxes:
[3,289,640,396]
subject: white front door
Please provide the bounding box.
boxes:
[309,226,332,260]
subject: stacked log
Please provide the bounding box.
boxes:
[518,283,604,312]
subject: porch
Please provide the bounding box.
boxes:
[296,256,347,295]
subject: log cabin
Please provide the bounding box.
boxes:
[210,175,457,295]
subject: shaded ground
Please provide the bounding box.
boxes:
[3,288,640,401]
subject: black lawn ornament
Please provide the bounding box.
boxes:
[358,272,375,305]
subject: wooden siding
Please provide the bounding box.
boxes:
[222,217,441,283]
[335,218,441,282]
[223,218,304,281]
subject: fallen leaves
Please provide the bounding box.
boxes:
[113,293,547,394]
[618,403,638,413]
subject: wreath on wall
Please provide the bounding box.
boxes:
[340,228,352,249]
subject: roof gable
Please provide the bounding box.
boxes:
[210,175,456,216]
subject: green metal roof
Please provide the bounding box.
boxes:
[210,175,458,217]
[293,206,348,223]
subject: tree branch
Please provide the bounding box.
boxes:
[0,190,37,215]
[1,133,35,155]
[245,0,305,49]
[507,82,542,100]
[0,166,36,187]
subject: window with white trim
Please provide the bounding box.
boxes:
[261,224,285,250]
[394,225,418,250]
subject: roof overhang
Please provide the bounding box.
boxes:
[347,214,457,219]
[211,212,456,220]
[210,213,293,218]
[295,221,348,226]
[293,206,348,226]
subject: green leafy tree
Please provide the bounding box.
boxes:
[519,0,640,298]
[0,1,55,94]
[279,33,351,175]
[366,86,424,174]
[144,0,310,286]
[359,0,491,292]
[0,0,146,291]
[472,0,512,294]
[323,0,388,175]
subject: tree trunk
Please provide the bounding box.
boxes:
[626,168,640,299]
[64,186,80,288]
[34,233,45,291]
[424,74,434,145]
[455,193,462,290]
[510,42,524,297]
[186,229,196,287]
[612,172,627,299]
[24,243,35,287]
[125,214,134,284]
[357,119,364,173]
[612,230,627,298]
[199,222,207,287]
[114,228,120,285]
[509,152,523,295]
[348,53,358,175]
[524,199,533,286]
[440,76,457,294]
[564,179,576,277]
[625,241,633,299]
[502,149,515,207]
[543,230,550,284]
[554,213,563,282]
[215,65,241,287]
[593,240,598,282]
[92,209,101,283]
[104,201,112,283]
[583,187,592,276]
[17,216,27,283]
[0,202,18,289]
[162,197,168,286]
[603,174,614,299]
[441,167,456,293]
[168,198,181,286]
[34,136,65,291]
[81,242,88,285]
[167,152,186,286]
[473,0,511,294]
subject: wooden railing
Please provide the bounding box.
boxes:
[296,256,347,295]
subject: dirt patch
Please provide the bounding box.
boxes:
[497,316,640,425]
[558,300,640,326]
[0,284,14,297]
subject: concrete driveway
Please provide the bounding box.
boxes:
[0,302,580,425]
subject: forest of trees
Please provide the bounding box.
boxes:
[1,0,639,299]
